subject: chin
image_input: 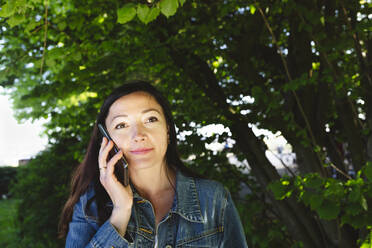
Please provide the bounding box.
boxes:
[128,160,155,170]
[127,158,165,171]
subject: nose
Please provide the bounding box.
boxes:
[132,123,146,142]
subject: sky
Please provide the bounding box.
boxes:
[0,87,48,166]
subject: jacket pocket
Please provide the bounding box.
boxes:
[176,227,222,247]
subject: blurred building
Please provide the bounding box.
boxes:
[18,159,31,166]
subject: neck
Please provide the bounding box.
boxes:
[129,164,175,200]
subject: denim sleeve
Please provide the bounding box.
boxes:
[65,196,133,248]
[220,188,248,248]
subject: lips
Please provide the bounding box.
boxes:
[129,148,154,155]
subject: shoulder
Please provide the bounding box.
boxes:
[193,177,228,199]
[193,177,231,215]
[177,171,229,200]
[77,183,96,208]
[74,183,99,222]
[183,175,232,226]
[179,173,230,212]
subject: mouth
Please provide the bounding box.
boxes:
[129,148,154,155]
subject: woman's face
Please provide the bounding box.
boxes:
[105,91,169,171]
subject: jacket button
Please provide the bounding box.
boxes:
[165,245,172,248]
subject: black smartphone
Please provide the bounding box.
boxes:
[98,123,129,186]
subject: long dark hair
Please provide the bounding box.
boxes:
[58,80,194,238]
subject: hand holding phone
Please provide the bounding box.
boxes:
[98,123,129,186]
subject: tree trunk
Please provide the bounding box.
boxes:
[167,47,331,247]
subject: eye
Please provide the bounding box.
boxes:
[147,116,158,123]
[115,123,127,129]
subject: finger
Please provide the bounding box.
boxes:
[99,168,106,176]
[106,149,123,175]
[99,137,108,154]
[99,139,114,166]
[98,137,107,166]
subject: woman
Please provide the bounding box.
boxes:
[59,81,248,247]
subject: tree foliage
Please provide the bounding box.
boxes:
[10,137,80,247]
[269,164,372,226]
[0,166,17,196]
[1,0,372,247]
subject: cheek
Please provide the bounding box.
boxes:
[157,132,169,152]
[111,133,130,149]
[147,128,167,149]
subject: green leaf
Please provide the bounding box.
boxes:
[364,163,372,181]
[361,243,371,248]
[58,21,67,31]
[341,213,366,228]
[179,0,186,6]
[7,13,25,27]
[25,20,39,33]
[301,190,312,206]
[147,7,161,23]
[137,4,149,23]
[45,57,56,68]
[348,186,361,202]
[317,201,340,220]
[250,5,256,15]
[137,4,160,24]
[344,203,362,216]
[72,52,82,62]
[320,16,325,26]
[361,196,368,211]
[303,175,323,189]
[268,180,290,200]
[309,194,323,210]
[324,180,344,198]
[0,3,16,18]
[0,70,7,83]
[160,0,179,18]
[48,48,64,59]
[33,59,42,68]
[117,3,137,24]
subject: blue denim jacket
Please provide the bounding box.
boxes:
[66,171,248,247]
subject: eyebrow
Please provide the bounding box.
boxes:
[111,108,161,122]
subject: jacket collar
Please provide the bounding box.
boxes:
[171,171,204,223]
[130,170,204,223]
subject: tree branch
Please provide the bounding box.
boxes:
[40,0,49,76]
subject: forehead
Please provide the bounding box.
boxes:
[108,91,163,114]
